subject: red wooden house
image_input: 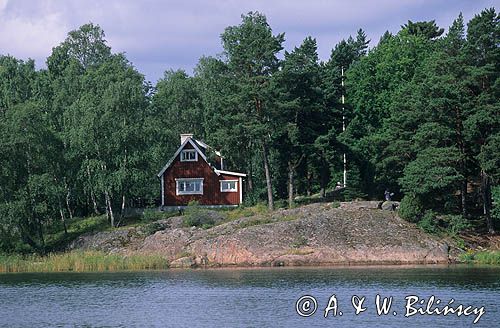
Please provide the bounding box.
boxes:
[157,134,246,209]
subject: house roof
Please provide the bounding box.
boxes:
[156,137,245,178]
[214,169,246,177]
[157,138,207,178]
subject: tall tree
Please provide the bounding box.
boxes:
[220,12,285,209]
[463,8,500,233]
[274,37,324,207]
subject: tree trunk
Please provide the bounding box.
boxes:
[288,161,294,209]
[104,190,115,228]
[59,207,68,235]
[65,182,74,220]
[319,162,328,198]
[262,143,274,210]
[461,179,467,219]
[86,161,100,215]
[481,170,494,234]
[455,106,467,218]
[306,171,312,196]
[120,194,126,220]
[91,191,99,215]
[247,165,253,193]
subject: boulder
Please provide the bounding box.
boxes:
[169,256,196,268]
[381,201,400,211]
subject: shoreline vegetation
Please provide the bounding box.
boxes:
[1,201,498,273]
[1,250,499,273]
[458,250,500,265]
[0,251,168,273]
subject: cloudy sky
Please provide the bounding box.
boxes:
[0,0,497,82]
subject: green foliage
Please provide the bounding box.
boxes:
[458,250,500,265]
[142,222,165,236]
[45,215,108,252]
[182,201,216,228]
[223,203,269,221]
[237,213,299,229]
[401,20,444,39]
[399,147,463,206]
[399,194,424,223]
[445,214,472,235]
[141,209,171,222]
[417,211,439,234]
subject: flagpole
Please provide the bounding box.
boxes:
[341,66,347,188]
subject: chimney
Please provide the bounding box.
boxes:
[180,133,193,145]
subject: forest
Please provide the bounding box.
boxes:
[0,8,498,254]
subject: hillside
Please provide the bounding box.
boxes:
[69,202,455,268]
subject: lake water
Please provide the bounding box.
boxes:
[0,265,499,327]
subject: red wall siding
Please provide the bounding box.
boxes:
[162,144,241,206]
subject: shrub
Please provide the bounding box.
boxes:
[142,222,164,235]
[274,199,288,209]
[446,214,471,235]
[417,210,439,234]
[183,201,215,228]
[224,203,268,221]
[141,209,165,222]
[399,194,424,222]
[291,236,308,248]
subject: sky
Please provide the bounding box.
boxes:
[0,0,498,83]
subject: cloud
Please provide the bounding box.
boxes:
[0,0,497,82]
[0,0,69,63]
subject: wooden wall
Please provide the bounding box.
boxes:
[162,143,241,206]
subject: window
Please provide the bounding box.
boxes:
[176,178,203,195]
[220,180,238,192]
[180,149,197,162]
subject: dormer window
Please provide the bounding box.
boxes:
[180,149,197,162]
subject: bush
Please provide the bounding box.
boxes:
[223,203,268,221]
[274,199,288,209]
[446,214,471,235]
[417,210,439,234]
[182,201,215,228]
[399,194,424,222]
[142,222,164,235]
[291,236,308,248]
[141,209,165,222]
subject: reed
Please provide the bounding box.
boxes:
[0,251,168,273]
[459,250,500,265]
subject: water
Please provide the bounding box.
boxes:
[0,265,499,327]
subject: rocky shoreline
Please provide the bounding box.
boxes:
[69,202,455,268]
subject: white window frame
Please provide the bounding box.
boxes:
[180,149,198,162]
[176,178,204,195]
[220,180,238,192]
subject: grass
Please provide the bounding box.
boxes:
[45,215,109,251]
[0,251,168,273]
[45,209,179,251]
[286,249,314,255]
[458,250,500,265]
[222,203,269,221]
[237,213,299,229]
